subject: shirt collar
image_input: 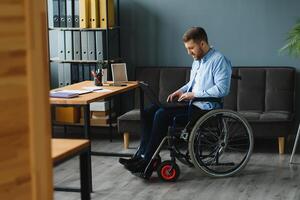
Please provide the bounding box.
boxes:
[201,48,215,63]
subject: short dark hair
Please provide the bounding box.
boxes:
[182,27,208,43]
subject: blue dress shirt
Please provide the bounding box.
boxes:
[180,48,232,110]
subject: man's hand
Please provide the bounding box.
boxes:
[178,92,195,102]
[167,90,183,102]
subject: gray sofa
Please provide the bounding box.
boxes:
[118,66,296,154]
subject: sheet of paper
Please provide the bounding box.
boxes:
[82,86,103,91]
[93,88,112,93]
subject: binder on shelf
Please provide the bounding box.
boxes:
[48,0,54,27]
[59,0,67,27]
[99,0,115,29]
[81,31,88,60]
[50,63,59,89]
[90,0,99,28]
[53,0,60,27]
[64,63,71,85]
[79,0,89,28]
[74,0,80,27]
[78,64,84,81]
[95,31,104,60]
[73,31,81,60]
[65,31,73,60]
[58,63,65,87]
[87,31,96,60]
[83,64,91,80]
[57,31,65,60]
[49,30,58,58]
[66,0,73,27]
[103,29,119,59]
[71,64,79,83]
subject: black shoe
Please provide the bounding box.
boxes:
[126,159,155,180]
[119,156,141,167]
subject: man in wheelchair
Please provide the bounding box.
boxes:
[119,27,233,179]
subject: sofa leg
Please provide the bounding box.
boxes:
[278,137,285,154]
[123,132,129,149]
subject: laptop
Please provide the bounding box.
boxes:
[139,82,188,108]
[111,63,128,86]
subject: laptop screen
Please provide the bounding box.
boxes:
[111,63,128,82]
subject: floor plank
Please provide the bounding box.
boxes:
[54,139,300,200]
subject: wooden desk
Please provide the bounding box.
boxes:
[50,81,139,190]
[50,81,139,139]
[52,139,90,200]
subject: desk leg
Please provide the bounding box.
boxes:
[83,105,91,139]
[109,98,113,142]
[80,150,91,200]
[83,105,93,192]
[139,87,145,127]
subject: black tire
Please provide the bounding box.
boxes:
[188,109,253,178]
[157,160,180,182]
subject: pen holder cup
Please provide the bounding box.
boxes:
[94,73,102,86]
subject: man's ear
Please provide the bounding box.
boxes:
[200,41,205,47]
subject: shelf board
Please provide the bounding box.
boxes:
[49,26,120,31]
[53,121,117,128]
[50,58,122,63]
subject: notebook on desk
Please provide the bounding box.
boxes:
[139,82,188,108]
[50,89,91,98]
[50,92,79,98]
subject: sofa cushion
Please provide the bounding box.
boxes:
[239,111,262,120]
[237,68,265,112]
[117,109,141,134]
[239,110,292,121]
[260,111,292,121]
[265,68,295,112]
[224,68,238,110]
[158,68,190,102]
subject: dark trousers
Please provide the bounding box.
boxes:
[137,104,209,161]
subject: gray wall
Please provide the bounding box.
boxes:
[120,0,299,69]
[119,0,300,126]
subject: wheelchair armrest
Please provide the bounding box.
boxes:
[192,97,223,103]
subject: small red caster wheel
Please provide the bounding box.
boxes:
[157,160,180,182]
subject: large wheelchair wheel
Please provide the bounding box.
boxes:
[188,109,253,177]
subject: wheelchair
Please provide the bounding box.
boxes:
[138,80,254,182]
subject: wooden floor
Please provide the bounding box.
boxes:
[54,139,300,200]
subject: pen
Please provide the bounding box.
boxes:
[91,70,96,78]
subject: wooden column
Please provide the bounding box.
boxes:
[0,0,52,199]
